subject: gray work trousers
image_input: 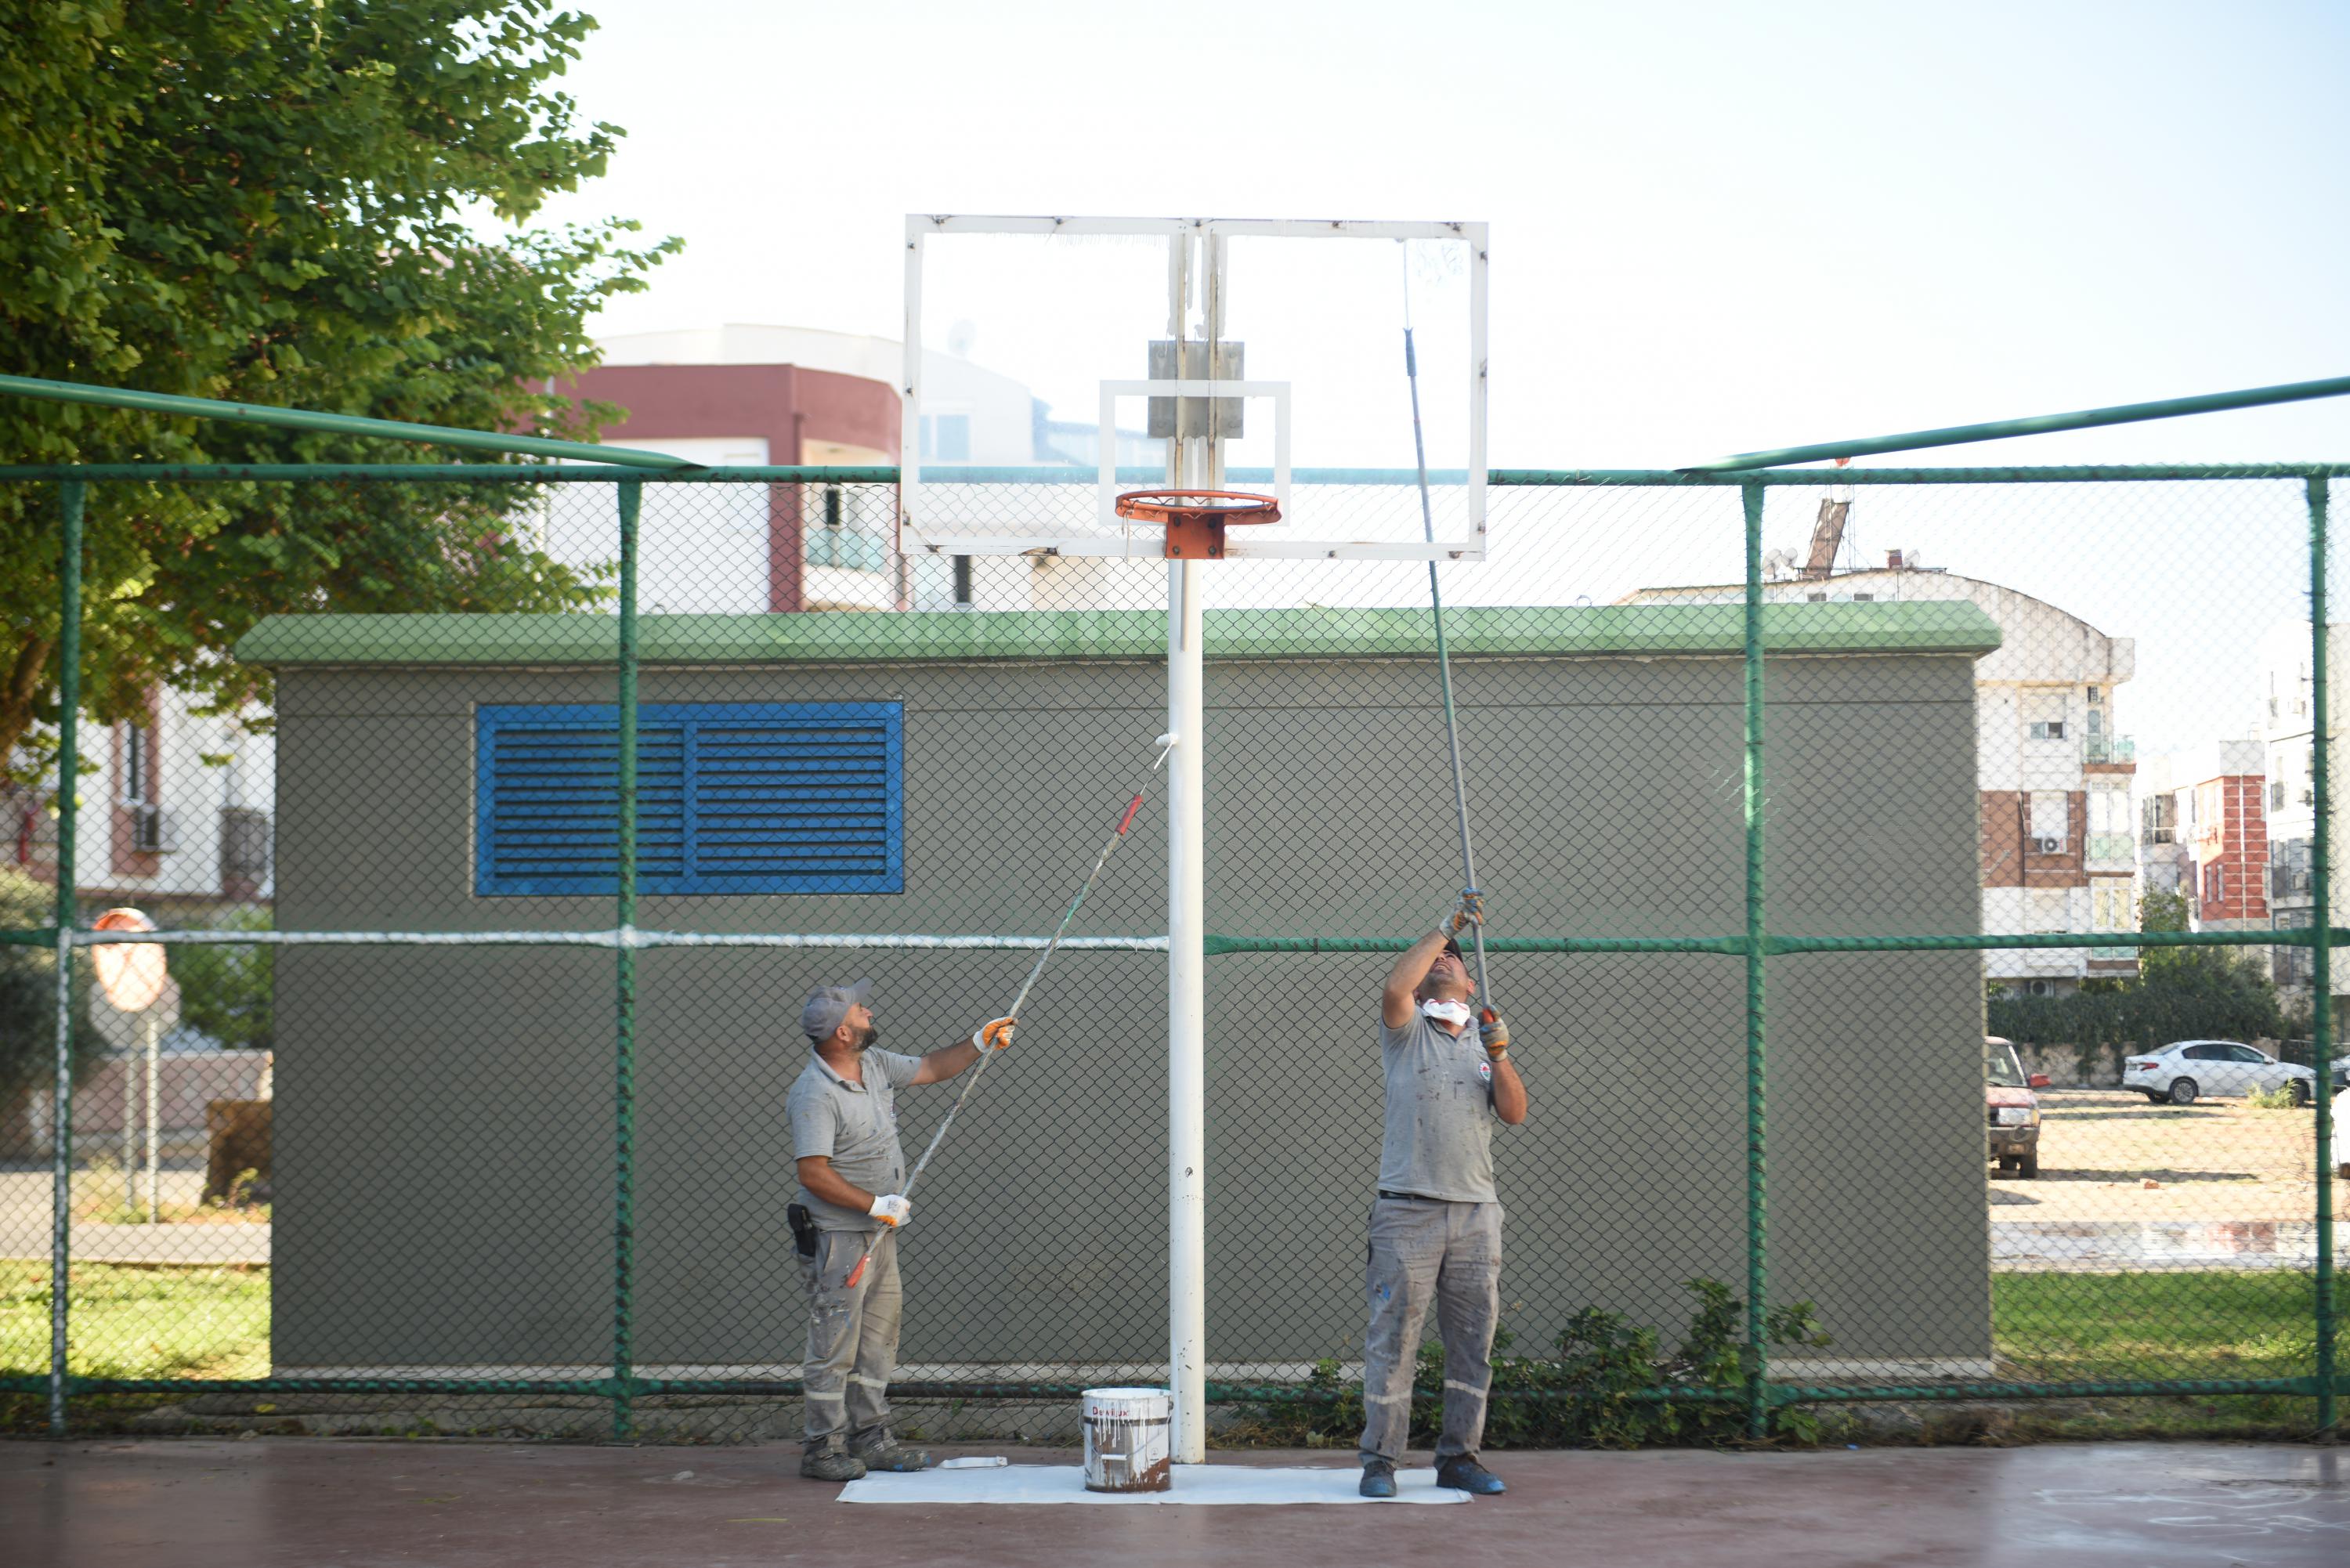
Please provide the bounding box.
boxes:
[1358,1197,1502,1465]
[798,1227,902,1449]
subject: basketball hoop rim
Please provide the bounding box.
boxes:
[1112,489,1283,527]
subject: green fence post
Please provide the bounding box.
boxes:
[47,480,85,1440]
[614,479,642,1441]
[2312,475,2336,1439]
[1741,480,1770,1440]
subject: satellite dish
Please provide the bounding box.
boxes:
[90,907,168,1012]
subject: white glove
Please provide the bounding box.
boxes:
[971,1016,1017,1053]
[869,1193,912,1228]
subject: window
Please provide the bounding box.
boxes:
[919,413,971,462]
[121,722,154,807]
[2202,862,2225,909]
[1804,591,1827,603]
[2273,779,2287,810]
[2226,1045,2269,1064]
[2091,881,2131,931]
[2087,685,2102,704]
[2027,721,2066,740]
[2183,1043,2227,1061]
[475,703,904,896]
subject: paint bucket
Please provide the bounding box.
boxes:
[1082,1386,1173,1493]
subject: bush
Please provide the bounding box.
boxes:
[0,864,106,1104]
[1233,1278,1831,1448]
[175,905,273,1053]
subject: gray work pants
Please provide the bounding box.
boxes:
[1358,1198,1502,1465]
[798,1227,902,1449]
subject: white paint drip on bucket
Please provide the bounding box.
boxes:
[1082,1386,1173,1494]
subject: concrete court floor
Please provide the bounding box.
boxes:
[4,1439,2345,1568]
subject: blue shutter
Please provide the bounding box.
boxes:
[476,703,902,896]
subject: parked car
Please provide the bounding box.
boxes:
[1985,1035,2048,1178]
[2122,1040,2317,1106]
[2332,1055,2350,1093]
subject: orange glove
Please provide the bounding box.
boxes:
[1449,889,1484,933]
[971,1017,1017,1053]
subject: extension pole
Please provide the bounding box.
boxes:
[1404,323,1491,1008]
[49,480,85,1440]
[838,746,1170,1292]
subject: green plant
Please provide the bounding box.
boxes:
[0,865,107,1106]
[174,906,273,1053]
[1231,1278,1832,1450]
[2246,1082,2300,1110]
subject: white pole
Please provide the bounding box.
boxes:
[143,1011,160,1223]
[1166,554,1207,1464]
[121,1042,136,1216]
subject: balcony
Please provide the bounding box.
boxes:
[2085,735,2135,764]
[803,528,890,572]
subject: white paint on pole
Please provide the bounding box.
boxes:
[1166,555,1207,1465]
[143,1012,160,1223]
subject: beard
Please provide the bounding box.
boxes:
[855,1021,880,1048]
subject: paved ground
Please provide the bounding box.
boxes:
[1999,1089,2325,1223]
[4,1439,2345,1568]
[0,1169,267,1266]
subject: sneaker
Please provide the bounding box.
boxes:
[852,1435,934,1473]
[1358,1458,1397,1499]
[799,1446,867,1482]
[1436,1454,1505,1495]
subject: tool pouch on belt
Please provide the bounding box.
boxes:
[786,1201,819,1260]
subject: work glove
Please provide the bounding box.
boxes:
[1479,1015,1511,1058]
[971,1016,1017,1053]
[1449,888,1484,932]
[869,1194,913,1228]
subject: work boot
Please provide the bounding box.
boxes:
[851,1433,933,1472]
[1436,1454,1506,1495]
[799,1444,867,1482]
[1359,1458,1398,1498]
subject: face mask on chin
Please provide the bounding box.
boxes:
[1419,999,1473,1028]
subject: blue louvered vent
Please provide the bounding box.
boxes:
[476,703,902,896]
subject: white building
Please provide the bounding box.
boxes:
[1623,556,2136,995]
[9,695,274,917]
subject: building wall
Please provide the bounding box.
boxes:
[265,647,1992,1374]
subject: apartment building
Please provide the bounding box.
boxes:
[1625,543,2135,995]
[2251,620,2350,996]
[2135,741,2270,935]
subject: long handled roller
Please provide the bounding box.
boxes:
[1402,265,1495,1018]
[841,734,1178,1288]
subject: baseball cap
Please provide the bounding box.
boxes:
[801,981,872,1042]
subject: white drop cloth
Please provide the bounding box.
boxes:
[838,1462,1469,1505]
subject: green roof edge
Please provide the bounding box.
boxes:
[234,602,2004,667]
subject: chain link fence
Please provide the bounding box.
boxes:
[2,464,2341,1443]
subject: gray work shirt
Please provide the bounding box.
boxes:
[786,1046,925,1231]
[1376,1007,1500,1202]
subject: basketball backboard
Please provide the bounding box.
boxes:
[900,215,1487,562]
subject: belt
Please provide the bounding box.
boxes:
[1377,1189,1437,1202]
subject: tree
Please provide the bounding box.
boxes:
[1988,886,2285,1078]
[0,1,678,781]
[175,907,273,1053]
[0,866,106,1149]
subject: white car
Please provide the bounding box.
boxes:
[2122,1040,2317,1107]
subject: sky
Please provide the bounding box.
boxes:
[492,0,2350,753]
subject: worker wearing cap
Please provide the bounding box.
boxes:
[1358,899,1528,1500]
[786,981,1016,1482]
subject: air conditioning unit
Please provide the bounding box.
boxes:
[2030,836,2066,854]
